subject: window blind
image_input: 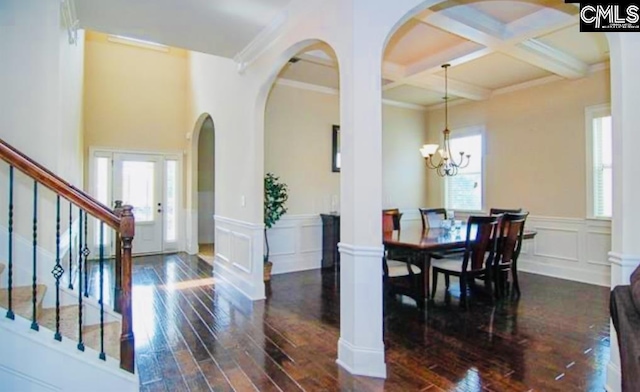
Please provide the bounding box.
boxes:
[446,133,483,211]
[592,115,612,217]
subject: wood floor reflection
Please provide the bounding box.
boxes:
[126,254,609,391]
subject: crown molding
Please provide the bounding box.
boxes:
[234,0,312,73]
[275,78,339,95]
[275,78,427,111]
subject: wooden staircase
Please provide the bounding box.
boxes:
[0,262,121,360]
[0,137,136,374]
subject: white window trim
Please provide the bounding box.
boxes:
[89,146,184,252]
[443,125,486,213]
[585,103,612,221]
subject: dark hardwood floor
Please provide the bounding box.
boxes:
[98,253,610,391]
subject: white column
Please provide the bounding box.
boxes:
[606,33,640,392]
[336,7,387,379]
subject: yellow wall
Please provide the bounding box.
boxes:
[425,69,610,218]
[83,31,189,161]
[265,84,429,215]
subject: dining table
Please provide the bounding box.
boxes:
[383,224,537,304]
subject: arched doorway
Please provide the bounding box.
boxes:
[197,115,215,264]
[382,0,625,389]
[185,112,215,260]
[261,42,340,278]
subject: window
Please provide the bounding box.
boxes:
[445,129,483,211]
[587,104,612,218]
[165,160,178,243]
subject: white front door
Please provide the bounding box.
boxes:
[113,153,163,254]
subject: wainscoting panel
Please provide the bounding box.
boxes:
[267,214,323,275]
[519,216,611,287]
[231,232,252,273]
[214,227,231,263]
[440,213,611,286]
[266,212,612,287]
[532,226,580,262]
[213,216,264,300]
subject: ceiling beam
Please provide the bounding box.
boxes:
[411,6,588,80]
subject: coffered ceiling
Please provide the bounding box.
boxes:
[278,0,609,108]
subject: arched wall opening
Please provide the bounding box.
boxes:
[259,40,341,277]
[186,112,215,259]
[381,0,626,390]
[197,115,215,263]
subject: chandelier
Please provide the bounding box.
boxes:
[419,64,470,177]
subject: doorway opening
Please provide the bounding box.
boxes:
[196,115,215,265]
[89,148,182,255]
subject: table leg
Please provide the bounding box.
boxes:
[422,253,431,302]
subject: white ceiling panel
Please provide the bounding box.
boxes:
[76,0,294,58]
[437,53,553,90]
[538,26,609,65]
[467,1,543,24]
[278,61,339,89]
[385,20,469,66]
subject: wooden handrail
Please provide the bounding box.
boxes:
[0,138,120,230]
[0,138,135,373]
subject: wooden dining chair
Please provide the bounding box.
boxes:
[493,211,529,298]
[490,207,522,215]
[382,213,425,309]
[419,208,447,230]
[430,215,499,306]
[383,208,403,231]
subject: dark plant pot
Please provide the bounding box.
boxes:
[264,261,273,282]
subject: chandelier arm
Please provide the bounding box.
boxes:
[458,154,470,169]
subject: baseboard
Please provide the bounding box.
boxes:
[337,338,386,379]
[605,361,621,392]
[519,258,610,287]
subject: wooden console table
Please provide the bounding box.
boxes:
[320,213,340,269]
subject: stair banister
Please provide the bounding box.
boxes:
[0,137,136,373]
[0,140,118,229]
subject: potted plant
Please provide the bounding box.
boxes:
[264,172,288,281]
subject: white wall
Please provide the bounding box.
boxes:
[425,70,610,218]
[0,314,137,392]
[0,0,85,252]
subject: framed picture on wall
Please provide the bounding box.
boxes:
[332,125,340,172]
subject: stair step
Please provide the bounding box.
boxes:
[39,305,121,360]
[38,305,81,339]
[84,322,121,360]
[0,284,47,320]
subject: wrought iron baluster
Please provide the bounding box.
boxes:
[77,209,85,352]
[68,201,73,290]
[6,166,14,320]
[83,212,89,298]
[52,196,63,341]
[31,181,39,331]
[99,222,105,360]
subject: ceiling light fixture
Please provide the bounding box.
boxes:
[419,64,470,177]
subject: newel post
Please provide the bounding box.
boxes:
[119,205,135,373]
[113,200,123,313]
